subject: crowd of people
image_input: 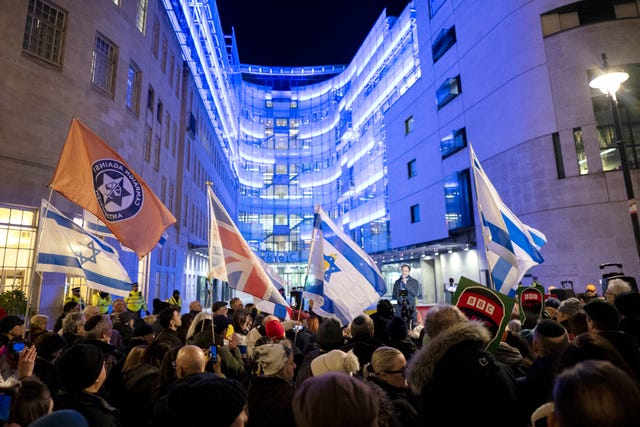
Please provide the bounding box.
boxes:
[0,280,638,426]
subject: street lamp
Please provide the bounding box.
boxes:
[589,53,640,261]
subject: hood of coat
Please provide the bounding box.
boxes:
[406,320,490,394]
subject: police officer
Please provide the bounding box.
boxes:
[93,291,113,315]
[65,287,86,310]
[166,290,182,312]
[126,282,149,319]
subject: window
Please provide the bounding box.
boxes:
[168,54,175,87]
[91,33,117,96]
[147,86,155,112]
[404,116,414,135]
[429,0,446,17]
[444,170,473,230]
[161,35,168,72]
[154,135,161,171]
[136,0,148,33]
[573,127,588,175]
[126,62,142,115]
[432,26,456,63]
[552,132,566,179]
[22,0,67,66]
[152,17,159,58]
[410,204,421,223]
[436,75,461,109]
[440,128,467,158]
[407,159,417,178]
[165,112,171,148]
[144,125,152,163]
[157,99,163,123]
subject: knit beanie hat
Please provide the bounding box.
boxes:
[293,372,379,427]
[534,319,566,338]
[387,316,408,340]
[132,323,154,338]
[583,300,620,330]
[557,297,582,317]
[311,349,359,377]
[253,343,287,376]
[264,319,285,340]
[56,344,104,392]
[317,319,344,350]
[0,315,23,333]
[350,315,373,339]
[168,376,247,425]
[213,315,230,335]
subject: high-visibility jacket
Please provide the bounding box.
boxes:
[126,290,147,312]
[167,296,182,311]
[64,294,86,310]
[93,293,112,314]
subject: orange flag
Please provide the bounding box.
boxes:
[50,118,176,258]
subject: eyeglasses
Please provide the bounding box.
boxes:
[383,366,406,377]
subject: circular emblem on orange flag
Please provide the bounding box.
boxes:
[92,159,143,222]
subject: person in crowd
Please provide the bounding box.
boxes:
[10,375,54,426]
[548,360,640,427]
[296,318,345,386]
[93,292,113,315]
[83,315,123,379]
[156,347,180,397]
[188,300,202,317]
[364,346,416,427]
[558,332,633,377]
[120,341,170,427]
[166,290,182,312]
[212,315,245,380]
[555,298,582,323]
[293,371,379,427]
[246,314,282,356]
[126,323,155,353]
[84,305,100,321]
[370,299,395,344]
[154,306,183,350]
[30,409,89,427]
[341,314,384,375]
[248,343,297,427]
[53,301,81,333]
[112,310,133,348]
[615,291,640,345]
[583,283,601,302]
[60,312,86,347]
[54,343,120,427]
[26,314,48,345]
[125,282,149,319]
[264,318,287,343]
[582,299,640,382]
[34,332,67,394]
[112,298,126,316]
[228,297,243,321]
[186,311,212,344]
[212,301,228,316]
[0,315,24,350]
[65,287,86,310]
[406,304,522,427]
[518,319,568,422]
[386,316,417,362]
[543,298,561,320]
[165,376,248,426]
[604,278,633,304]
[496,329,533,378]
[391,264,420,326]
[176,312,194,345]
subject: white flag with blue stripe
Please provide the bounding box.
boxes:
[83,210,167,252]
[470,145,547,296]
[304,206,386,324]
[36,200,132,297]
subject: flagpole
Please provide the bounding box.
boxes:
[24,189,56,328]
[206,182,216,342]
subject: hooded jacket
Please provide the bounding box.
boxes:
[406,321,524,427]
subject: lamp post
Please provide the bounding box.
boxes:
[589,53,640,261]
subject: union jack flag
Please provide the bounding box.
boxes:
[207,186,291,319]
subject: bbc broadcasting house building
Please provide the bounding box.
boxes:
[1,0,639,319]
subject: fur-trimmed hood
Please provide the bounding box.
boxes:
[406,320,491,394]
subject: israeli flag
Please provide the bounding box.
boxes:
[305,206,386,325]
[470,145,547,296]
[36,201,132,297]
[83,209,167,252]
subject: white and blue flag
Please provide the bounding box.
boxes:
[36,200,132,297]
[83,209,167,252]
[305,206,386,325]
[470,145,547,296]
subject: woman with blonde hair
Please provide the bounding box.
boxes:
[365,346,416,427]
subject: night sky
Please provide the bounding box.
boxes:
[215,0,412,67]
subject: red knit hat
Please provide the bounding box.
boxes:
[264,319,285,340]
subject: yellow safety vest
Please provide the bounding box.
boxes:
[167,296,182,310]
[126,290,147,312]
[93,294,113,314]
[64,294,85,309]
